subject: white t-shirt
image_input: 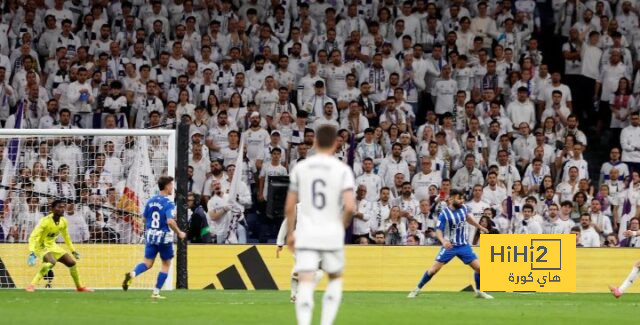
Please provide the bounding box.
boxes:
[433,79,458,114]
[243,128,270,161]
[289,154,355,250]
[206,194,231,236]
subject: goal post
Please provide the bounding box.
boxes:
[0,128,177,290]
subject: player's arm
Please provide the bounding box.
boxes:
[27,219,45,253]
[284,191,298,251]
[167,204,186,240]
[60,219,77,254]
[341,168,357,227]
[167,219,186,240]
[466,213,488,233]
[342,189,356,228]
[276,218,288,258]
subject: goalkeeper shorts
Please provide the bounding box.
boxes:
[35,245,67,261]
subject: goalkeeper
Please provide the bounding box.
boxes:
[25,199,93,292]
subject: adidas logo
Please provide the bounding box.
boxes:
[203,246,278,290]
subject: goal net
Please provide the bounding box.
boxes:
[0,129,176,290]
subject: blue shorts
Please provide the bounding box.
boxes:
[144,243,174,261]
[435,245,477,265]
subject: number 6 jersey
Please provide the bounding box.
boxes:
[288,154,355,250]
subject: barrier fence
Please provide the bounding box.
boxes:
[1,244,637,292]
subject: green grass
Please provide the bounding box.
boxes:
[0,290,637,324]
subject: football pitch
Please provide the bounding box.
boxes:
[0,290,636,324]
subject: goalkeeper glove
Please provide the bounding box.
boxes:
[27,252,37,266]
[72,251,80,260]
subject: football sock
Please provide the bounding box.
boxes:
[31,262,54,285]
[155,272,168,290]
[321,278,343,325]
[69,265,82,288]
[132,263,148,278]
[295,281,315,325]
[291,274,299,298]
[474,272,481,290]
[417,270,432,289]
[620,266,639,292]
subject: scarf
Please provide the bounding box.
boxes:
[613,94,630,110]
[349,114,360,134]
[402,67,415,92]
[384,108,400,125]
[369,67,386,92]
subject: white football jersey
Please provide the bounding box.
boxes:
[289,154,355,250]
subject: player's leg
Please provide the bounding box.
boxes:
[467,258,492,299]
[610,260,640,298]
[290,271,299,302]
[151,244,174,299]
[151,259,171,299]
[294,250,321,325]
[408,247,451,298]
[320,250,344,325]
[123,245,157,291]
[57,253,91,292]
[27,252,56,291]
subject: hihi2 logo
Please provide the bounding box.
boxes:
[480,235,576,291]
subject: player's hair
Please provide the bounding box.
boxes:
[51,199,66,208]
[315,125,337,149]
[450,189,464,197]
[158,176,174,191]
[522,204,534,212]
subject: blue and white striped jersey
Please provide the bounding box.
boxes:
[437,205,470,246]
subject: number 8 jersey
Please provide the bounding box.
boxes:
[288,154,355,250]
[143,194,176,245]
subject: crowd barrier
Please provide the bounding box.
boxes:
[1,244,637,292]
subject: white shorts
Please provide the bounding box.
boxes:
[294,249,344,274]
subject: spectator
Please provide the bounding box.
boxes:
[620,111,640,172]
[384,206,407,245]
[579,213,602,247]
[352,184,373,243]
[621,217,640,247]
[472,215,499,245]
[571,226,583,247]
[512,204,543,234]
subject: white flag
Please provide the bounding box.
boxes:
[117,136,156,237]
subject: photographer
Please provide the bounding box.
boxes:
[384,206,407,245]
[187,192,212,243]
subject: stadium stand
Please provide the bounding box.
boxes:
[0,0,639,248]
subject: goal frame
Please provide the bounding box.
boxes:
[0,128,177,290]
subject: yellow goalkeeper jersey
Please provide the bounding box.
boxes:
[28,214,75,253]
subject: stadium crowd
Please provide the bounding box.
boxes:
[0,0,639,248]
